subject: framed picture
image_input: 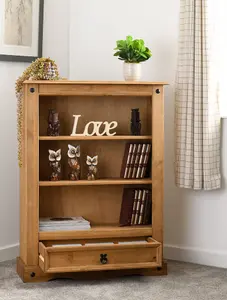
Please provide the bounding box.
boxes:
[0,0,44,62]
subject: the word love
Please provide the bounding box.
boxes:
[71,115,118,137]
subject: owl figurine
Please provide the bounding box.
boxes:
[68,144,81,180]
[86,155,98,180]
[48,149,61,181]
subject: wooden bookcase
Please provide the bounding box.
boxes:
[17,81,167,282]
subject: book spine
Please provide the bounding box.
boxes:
[143,190,152,225]
[136,144,147,178]
[131,144,142,178]
[134,189,142,225]
[127,144,138,178]
[119,188,135,226]
[138,189,147,225]
[130,189,138,225]
[122,144,133,178]
[140,144,152,178]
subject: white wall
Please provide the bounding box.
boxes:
[0,62,27,261]
[0,0,70,262]
[69,0,227,268]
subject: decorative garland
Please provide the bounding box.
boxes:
[16,57,60,167]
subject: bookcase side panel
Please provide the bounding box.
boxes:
[151,86,164,245]
[22,84,39,265]
[20,84,28,263]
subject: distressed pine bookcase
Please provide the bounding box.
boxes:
[17,81,167,282]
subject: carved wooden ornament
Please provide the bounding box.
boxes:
[71,115,118,136]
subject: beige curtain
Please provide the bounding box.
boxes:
[175,0,221,190]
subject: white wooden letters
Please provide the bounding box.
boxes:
[71,115,118,136]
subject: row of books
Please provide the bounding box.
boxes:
[39,216,90,231]
[120,143,151,179]
[119,188,152,226]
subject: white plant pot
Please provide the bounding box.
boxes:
[123,62,141,81]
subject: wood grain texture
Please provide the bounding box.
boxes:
[39,241,160,273]
[38,85,154,96]
[20,84,39,265]
[39,135,152,141]
[39,139,152,181]
[39,96,151,136]
[39,179,152,186]
[151,86,164,244]
[39,225,153,240]
[17,257,167,283]
[25,80,168,85]
[40,238,159,252]
[39,186,153,225]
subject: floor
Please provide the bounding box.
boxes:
[0,260,227,300]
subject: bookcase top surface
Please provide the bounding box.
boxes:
[24,80,168,85]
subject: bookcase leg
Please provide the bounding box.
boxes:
[17,257,54,283]
[140,262,167,276]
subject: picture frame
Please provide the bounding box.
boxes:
[0,0,44,62]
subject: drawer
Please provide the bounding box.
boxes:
[39,238,162,273]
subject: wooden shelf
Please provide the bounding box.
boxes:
[39,225,153,240]
[39,179,152,187]
[39,135,152,141]
[25,80,168,85]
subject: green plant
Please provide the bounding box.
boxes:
[113,35,152,63]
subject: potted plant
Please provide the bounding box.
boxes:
[113,35,152,81]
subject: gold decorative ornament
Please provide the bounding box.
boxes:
[16,57,60,167]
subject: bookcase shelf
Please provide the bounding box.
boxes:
[39,135,152,141]
[39,225,153,240]
[39,179,152,187]
[18,81,166,282]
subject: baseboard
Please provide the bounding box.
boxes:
[164,244,227,268]
[0,243,19,263]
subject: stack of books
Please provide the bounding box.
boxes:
[39,216,91,231]
[120,143,151,179]
[119,188,152,226]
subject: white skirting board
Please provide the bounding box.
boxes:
[0,243,227,268]
[0,244,19,263]
[164,244,227,269]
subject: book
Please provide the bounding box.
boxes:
[39,216,91,231]
[130,189,138,225]
[143,190,152,225]
[119,188,136,226]
[134,189,143,225]
[127,144,138,178]
[140,144,152,178]
[131,144,142,178]
[138,189,147,225]
[120,143,133,178]
[136,144,147,178]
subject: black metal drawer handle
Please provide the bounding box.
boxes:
[100,253,108,264]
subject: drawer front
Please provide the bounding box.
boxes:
[39,238,162,273]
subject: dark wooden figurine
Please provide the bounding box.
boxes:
[68,144,81,180]
[48,149,61,181]
[47,109,60,136]
[130,108,141,135]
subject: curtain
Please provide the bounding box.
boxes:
[175,0,221,190]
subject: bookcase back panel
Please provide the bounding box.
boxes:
[39,140,151,180]
[39,96,151,136]
[39,186,123,225]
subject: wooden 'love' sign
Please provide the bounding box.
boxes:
[71,115,118,136]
